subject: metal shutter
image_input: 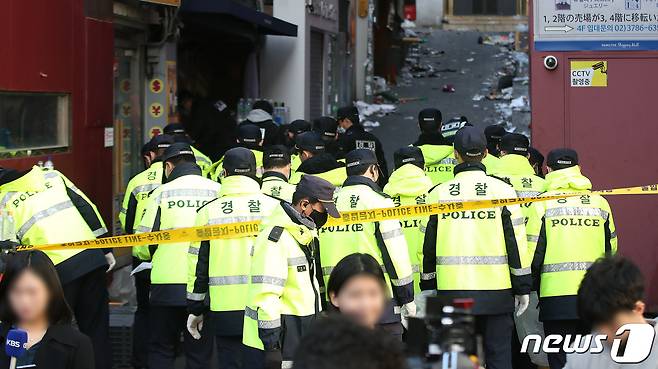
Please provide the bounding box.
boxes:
[309,31,324,119]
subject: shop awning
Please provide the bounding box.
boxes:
[180,0,297,37]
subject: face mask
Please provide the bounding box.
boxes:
[337,126,346,134]
[309,209,329,228]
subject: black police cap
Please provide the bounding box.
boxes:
[295,175,340,218]
[238,124,263,144]
[143,134,175,155]
[289,120,312,136]
[454,126,487,158]
[313,117,338,137]
[418,108,442,131]
[296,132,326,153]
[161,142,196,162]
[500,133,530,155]
[223,147,257,176]
[264,145,291,163]
[345,148,378,169]
[336,106,360,125]
[163,123,186,135]
[547,148,579,169]
[394,146,425,170]
[484,124,507,143]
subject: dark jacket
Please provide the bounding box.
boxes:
[337,125,389,185]
[0,324,94,369]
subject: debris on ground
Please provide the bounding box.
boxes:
[442,84,456,93]
[355,101,397,119]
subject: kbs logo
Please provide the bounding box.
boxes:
[5,339,25,349]
[521,323,655,363]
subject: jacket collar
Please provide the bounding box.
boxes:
[345,124,364,135]
[383,164,433,197]
[545,165,592,191]
[414,132,448,146]
[262,171,288,182]
[297,153,343,174]
[453,161,486,176]
[497,154,535,176]
[219,175,261,196]
[164,162,201,183]
[343,175,388,197]
[0,166,46,192]
[281,201,316,230]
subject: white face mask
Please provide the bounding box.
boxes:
[337,126,346,134]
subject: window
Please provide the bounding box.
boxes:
[0,92,70,156]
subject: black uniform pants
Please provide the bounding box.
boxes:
[543,319,588,369]
[475,313,514,369]
[62,266,111,369]
[132,268,151,369]
[215,336,243,369]
[148,305,213,369]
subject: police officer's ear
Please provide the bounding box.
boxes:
[453,149,463,164]
[164,161,175,177]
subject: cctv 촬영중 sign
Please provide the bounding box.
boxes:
[534,0,658,51]
[570,60,608,87]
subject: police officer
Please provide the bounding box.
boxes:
[420,126,531,369]
[186,147,279,369]
[290,132,346,187]
[261,145,296,202]
[383,147,433,293]
[243,175,340,369]
[164,123,213,175]
[136,143,219,369]
[482,124,507,174]
[0,166,113,369]
[528,147,545,178]
[119,134,174,369]
[286,120,312,172]
[492,133,547,220]
[336,106,389,182]
[242,100,279,147]
[492,133,548,368]
[313,116,340,158]
[526,149,617,369]
[413,108,457,186]
[319,149,415,338]
[210,124,265,182]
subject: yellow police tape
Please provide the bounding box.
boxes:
[16,183,658,252]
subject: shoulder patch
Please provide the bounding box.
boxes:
[268,226,284,242]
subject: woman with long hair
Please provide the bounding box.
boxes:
[327,253,390,329]
[0,250,94,369]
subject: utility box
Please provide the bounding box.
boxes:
[529,0,658,311]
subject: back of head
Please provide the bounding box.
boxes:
[313,116,339,139]
[394,146,425,170]
[578,256,645,327]
[237,124,263,149]
[289,119,312,137]
[547,148,579,171]
[417,108,442,133]
[296,131,326,155]
[327,253,387,303]
[252,100,274,115]
[162,142,196,166]
[499,133,530,156]
[263,145,291,170]
[454,126,487,163]
[345,148,378,176]
[336,106,360,126]
[484,124,507,145]
[223,147,257,177]
[293,314,406,369]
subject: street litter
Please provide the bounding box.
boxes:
[442,84,456,93]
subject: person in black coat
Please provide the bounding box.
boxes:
[0,250,94,369]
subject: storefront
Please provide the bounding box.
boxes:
[0,0,114,224]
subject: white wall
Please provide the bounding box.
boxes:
[261,0,308,120]
[416,0,444,26]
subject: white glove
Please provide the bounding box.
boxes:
[515,294,530,317]
[414,290,437,318]
[104,252,116,272]
[400,301,417,329]
[187,314,204,340]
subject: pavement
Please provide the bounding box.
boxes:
[367,29,530,173]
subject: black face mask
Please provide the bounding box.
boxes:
[309,209,329,228]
